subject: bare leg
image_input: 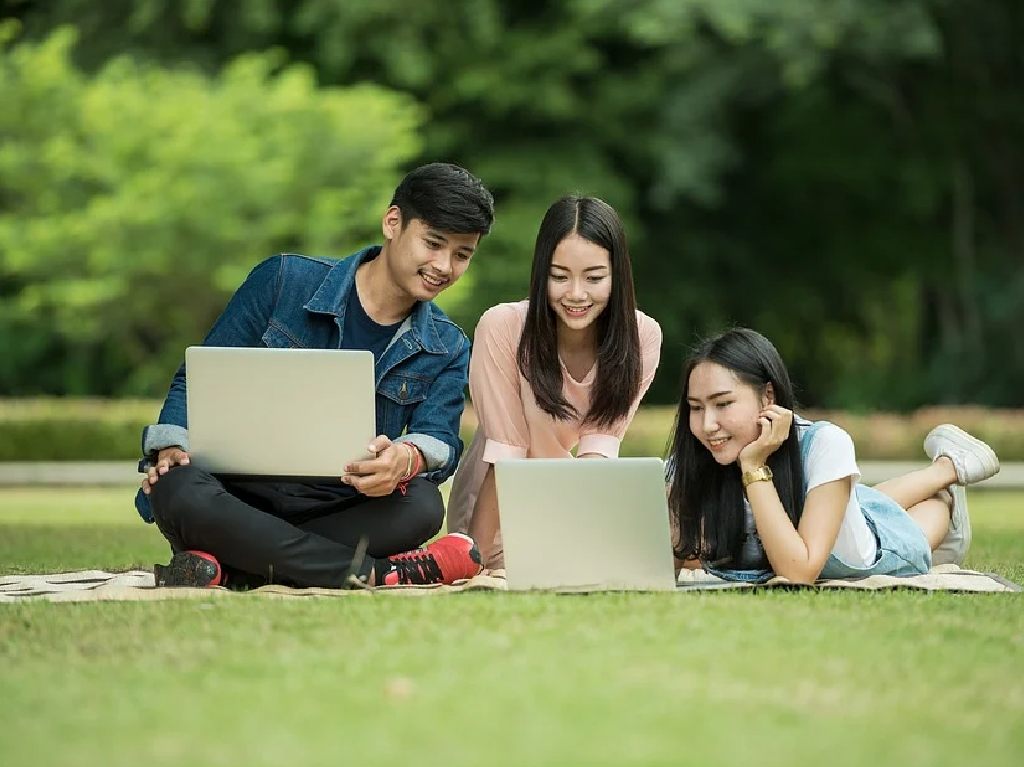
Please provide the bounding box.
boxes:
[467,464,503,569]
[873,456,958,510]
[905,497,951,549]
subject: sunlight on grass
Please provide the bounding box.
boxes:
[0,487,144,524]
[1,487,1022,767]
[0,486,1021,577]
[2,590,1022,767]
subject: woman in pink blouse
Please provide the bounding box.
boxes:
[447,196,663,568]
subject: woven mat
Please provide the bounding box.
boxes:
[676,563,1021,592]
[0,564,1018,601]
[0,569,508,602]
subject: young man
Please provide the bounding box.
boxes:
[137,163,494,589]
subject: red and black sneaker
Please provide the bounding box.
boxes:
[154,550,224,588]
[380,533,482,586]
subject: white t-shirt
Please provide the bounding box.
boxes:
[798,420,877,566]
[739,419,877,569]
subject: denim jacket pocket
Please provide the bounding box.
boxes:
[261,321,306,349]
[376,374,429,437]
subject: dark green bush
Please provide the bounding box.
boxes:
[0,399,157,460]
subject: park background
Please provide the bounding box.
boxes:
[1,0,1023,462]
[2,0,1023,411]
[1,3,1022,767]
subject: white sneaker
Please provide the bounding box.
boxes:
[931,485,972,567]
[923,424,1000,485]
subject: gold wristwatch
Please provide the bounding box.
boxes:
[741,465,773,488]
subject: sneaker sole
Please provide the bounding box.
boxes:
[924,424,1000,485]
[933,484,972,567]
[952,484,972,556]
[154,552,221,588]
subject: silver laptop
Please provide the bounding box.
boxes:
[185,346,376,480]
[494,458,677,591]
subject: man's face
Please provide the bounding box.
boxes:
[382,207,480,302]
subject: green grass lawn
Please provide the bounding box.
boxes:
[1,488,1022,767]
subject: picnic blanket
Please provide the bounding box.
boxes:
[0,563,1018,601]
[0,569,508,602]
[675,562,1021,592]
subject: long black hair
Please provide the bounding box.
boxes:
[517,196,642,427]
[666,328,805,565]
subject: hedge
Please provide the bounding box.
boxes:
[2,399,1022,463]
[616,406,1024,463]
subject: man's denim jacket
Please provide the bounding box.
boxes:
[134,246,470,523]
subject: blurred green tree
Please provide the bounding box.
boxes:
[3,0,1022,406]
[0,24,422,394]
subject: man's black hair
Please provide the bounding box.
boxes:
[390,162,494,235]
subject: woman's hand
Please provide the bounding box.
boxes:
[738,405,793,472]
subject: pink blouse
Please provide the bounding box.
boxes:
[447,300,663,541]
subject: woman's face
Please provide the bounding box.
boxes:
[546,234,612,332]
[686,361,771,466]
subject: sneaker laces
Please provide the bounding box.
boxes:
[387,550,444,585]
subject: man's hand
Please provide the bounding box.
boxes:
[342,436,420,497]
[141,446,190,495]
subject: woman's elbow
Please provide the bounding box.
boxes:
[775,562,823,585]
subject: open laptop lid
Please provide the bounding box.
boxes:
[185,346,375,481]
[494,457,676,591]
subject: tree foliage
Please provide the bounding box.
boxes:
[2,0,1021,406]
[0,23,421,394]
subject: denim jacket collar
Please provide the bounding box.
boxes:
[302,245,448,355]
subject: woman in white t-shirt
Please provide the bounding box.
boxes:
[666,327,1000,583]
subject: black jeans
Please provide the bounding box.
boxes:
[148,465,444,587]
